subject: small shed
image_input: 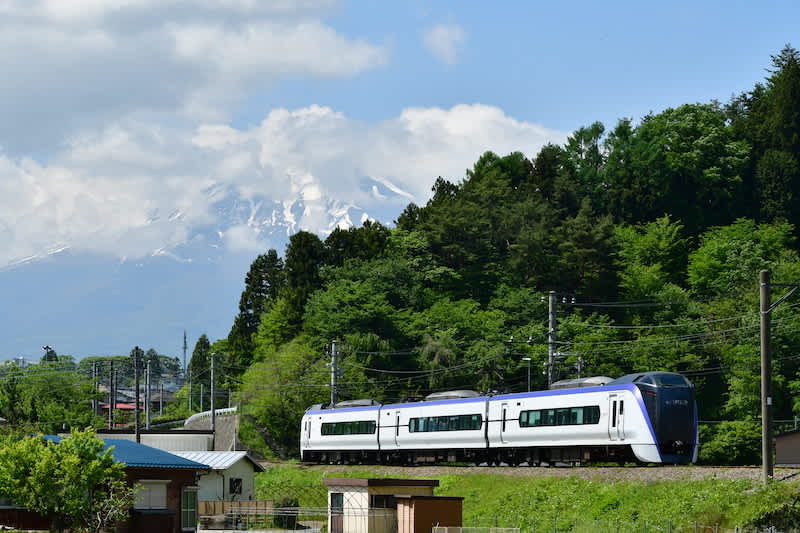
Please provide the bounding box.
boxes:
[323,478,439,533]
[776,429,800,466]
[172,451,265,501]
[396,495,463,533]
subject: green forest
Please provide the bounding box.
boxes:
[3,45,800,467]
[211,44,800,463]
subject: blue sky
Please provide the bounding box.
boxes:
[234,1,799,132]
[1,1,798,360]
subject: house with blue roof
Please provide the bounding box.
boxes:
[103,439,210,533]
[1,436,210,533]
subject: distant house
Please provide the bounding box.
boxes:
[0,437,209,533]
[172,451,265,502]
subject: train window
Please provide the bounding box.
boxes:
[637,375,655,385]
[653,374,691,387]
[321,420,377,436]
[408,414,482,432]
[612,401,617,427]
[519,406,601,427]
[619,401,624,415]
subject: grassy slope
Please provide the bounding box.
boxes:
[256,465,800,531]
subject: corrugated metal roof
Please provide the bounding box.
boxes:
[43,435,210,470]
[103,439,210,470]
[171,451,264,472]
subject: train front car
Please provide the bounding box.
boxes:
[607,372,698,464]
[300,399,382,464]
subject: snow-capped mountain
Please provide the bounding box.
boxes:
[1,182,408,362]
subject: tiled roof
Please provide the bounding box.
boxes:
[171,451,264,472]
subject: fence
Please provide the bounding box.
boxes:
[197,489,397,533]
[199,500,274,517]
[198,505,396,532]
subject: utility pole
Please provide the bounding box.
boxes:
[108,361,114,430]
[131,346,143,443]
[92,362,98,417]
[330,340,339,406]
[188,378,192,412]
[183,330,188,383]
[547,291,557,387]
[159,381,164,417]
[758,270,800,483]
[211,353,216,450]
[145,359,151,430]
[200,384,204,412]
[522,357,531,392]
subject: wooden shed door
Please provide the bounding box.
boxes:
[330,493,343,533]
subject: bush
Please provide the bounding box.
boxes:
[699,421,761,465]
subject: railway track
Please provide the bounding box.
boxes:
[289,462,800,482]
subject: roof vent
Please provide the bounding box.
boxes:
[333,399,380,408]
[423,390,481,401]
[548,376,614,390]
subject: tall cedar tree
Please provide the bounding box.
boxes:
[227,250,285,370]
[283,231,325,329]
[188,334,211,404]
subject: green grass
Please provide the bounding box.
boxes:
[255,465,800,531]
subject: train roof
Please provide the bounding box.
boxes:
[424,390,481,401]
[549,376,614,390]
[607,371,692,387]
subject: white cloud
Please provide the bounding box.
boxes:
[0,104,565,267]
[0,1,384,152]
[170,21,387,80]
[423,23,465,65]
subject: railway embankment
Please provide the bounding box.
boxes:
[257,464,800,531]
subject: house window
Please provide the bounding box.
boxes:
[182,486,199,531]
[135,480,169,510]
[229,478,243,496]
[370,495,397,509]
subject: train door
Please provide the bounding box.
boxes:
[393,410,401,448]
[608,394,625,441]
[500,402,509,444]
[302,416,311,451]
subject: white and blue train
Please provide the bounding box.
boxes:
[300,371,698,465]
